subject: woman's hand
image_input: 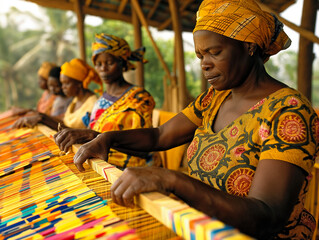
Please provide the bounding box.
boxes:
[12,113,42,129]
[53,128,99,153]
[111,166,174,207]
[73,133,111,172]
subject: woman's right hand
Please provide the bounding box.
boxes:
[73,133,111,172]
[53,128,100,153]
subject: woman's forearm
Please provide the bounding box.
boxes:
[39,113,61,131]
[106,128,163,152]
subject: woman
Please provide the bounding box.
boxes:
[10,61,57,116]
[54,34,155,168]
[70,0,319,239]
[47,66,73,119]
[13,58,102,130]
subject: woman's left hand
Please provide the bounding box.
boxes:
[110,166,174,207]
[12,113,42,129]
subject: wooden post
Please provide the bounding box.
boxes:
[297,0,317,102]
[132,6,144,87]
[168,0,187,111]
[131,0,173,84]
[74,0,86,61]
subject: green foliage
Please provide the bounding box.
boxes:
[0,7,78,112]
[312,58,319,108]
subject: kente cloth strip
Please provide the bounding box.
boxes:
[0,156,138,240]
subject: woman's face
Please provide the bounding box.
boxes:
[60,74,81,97]
[38,76,48,90]
[193,30,252,91]
[48,76,63,96]
[94,52,123,84]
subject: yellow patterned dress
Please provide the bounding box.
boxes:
[93,86,155,168]
[182,87,319,239]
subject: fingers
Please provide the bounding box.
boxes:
[12,118,29,129]
[111,173,136,207]
[73,145,90,172]
[54,129,73,152]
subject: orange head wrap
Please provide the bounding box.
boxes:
[37,62,57,80]
[91,33,147,71]
[193,0,291,61]
[60,58,103,95]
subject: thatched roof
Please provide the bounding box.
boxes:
[24,0,296,32]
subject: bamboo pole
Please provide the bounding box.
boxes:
[168,0,187,111]
[74,0,86,61]
[297,0,317,102]
[132,6,144,87]
[131,0,174,84]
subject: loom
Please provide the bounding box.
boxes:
[0,115,254,240]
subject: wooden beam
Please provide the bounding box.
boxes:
[258,3,319,45]
[297,0,317,102]
[131,0,174,83]
[147,0,161,19]
[118,0,128,13]
[74,0,86,61]
[169,0,187,111]
[25,0,191,32]
[132,6,144,87]
[83,7,164,29]
[85,0,93,7]
[90,2,118,11]
[158,0,192,31]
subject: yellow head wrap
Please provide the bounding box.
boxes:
[37,62,56,80]
[61,58,103,95]
[91,33,147,71]
[194,0,291,61]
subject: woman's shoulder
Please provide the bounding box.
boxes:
[127,85,154,99]
[268,87,313,109]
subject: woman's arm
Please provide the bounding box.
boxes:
[73,112,197,171]
[110,159,306,239]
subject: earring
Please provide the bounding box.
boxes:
[249,50,254,56]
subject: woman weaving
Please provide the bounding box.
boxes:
[70,0,319,239]
[54,34,155,168]
[13,58,102,130]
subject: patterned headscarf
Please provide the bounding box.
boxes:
[194,0,291,61]
[61,58,103,95]
[91,33,147,71]
[37,62,57,80]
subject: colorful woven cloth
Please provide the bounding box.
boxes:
[92,33,147,71]
[61,58,103,95]
[194,0,291,61]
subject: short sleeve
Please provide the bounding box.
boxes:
[182,88,214,126]
[260,103,319,175]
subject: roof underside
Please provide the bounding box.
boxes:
[24,0,296,32]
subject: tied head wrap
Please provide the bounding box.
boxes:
[92,33,147,71]
[194,0,291,62]
[38,62,57,80]
[61,58,103,95]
